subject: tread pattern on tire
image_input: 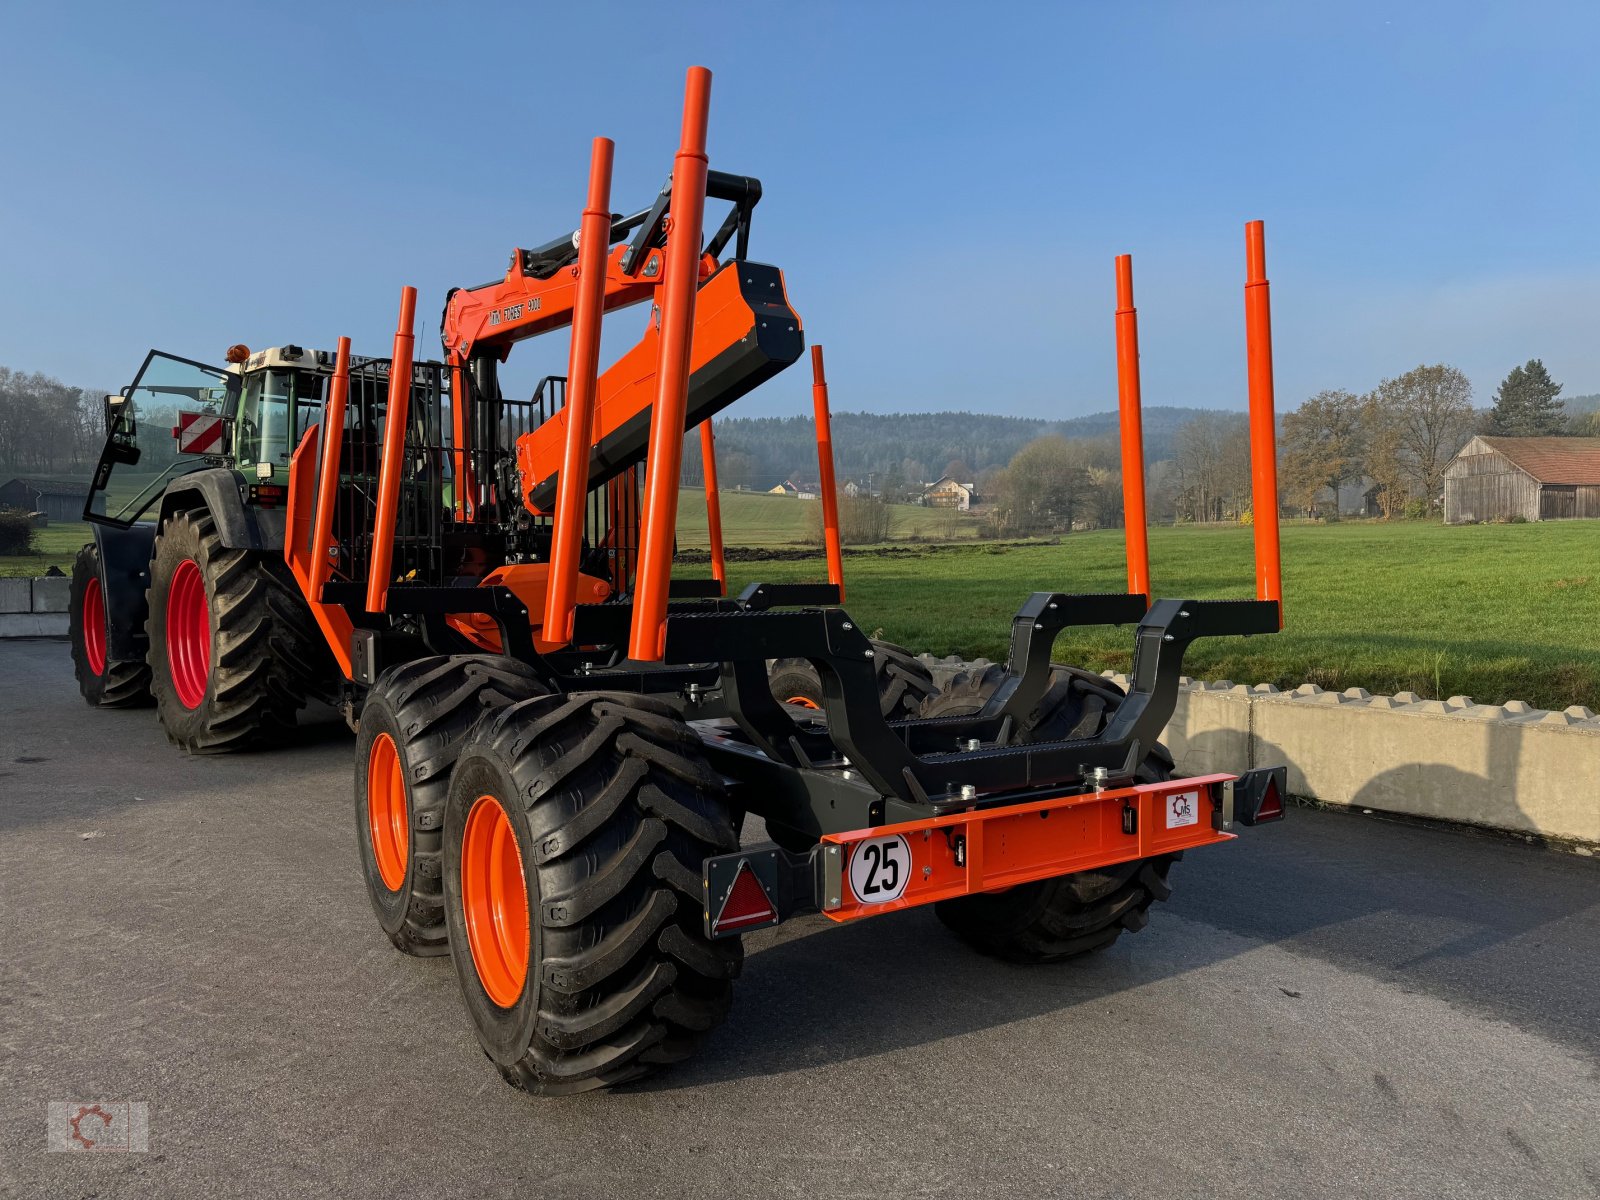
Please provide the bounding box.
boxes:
[922,660,1129,743]
[146,509,331,753]
[768,638,939,719]
[927,661,1179,962]
[934,851,1180,963]
[448,690,742,1095]
[69,542,151,708]
[357,655,549,956]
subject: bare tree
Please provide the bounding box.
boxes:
[811,493,894,544]
[1280,389,1364,516]
[1370,364,1475,507]
[1361,394,1411,518]
[991,435,1102,534]
[1171,413,1250,522]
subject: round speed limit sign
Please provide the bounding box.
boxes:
[848,834,912,904]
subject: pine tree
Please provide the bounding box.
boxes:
[1488,359,1565,436]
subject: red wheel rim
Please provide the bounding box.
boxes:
[461,794,529,1008]
[83,576,107,677]
[367,733,408,891]
[166,558,211,710]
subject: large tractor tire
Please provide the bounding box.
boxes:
[69,542,151,708]
[144,508,330,753]
[920,660,1127,742]
[925,662,1180,963]
[355,656,549,957]
[768,638,937,718]
[443,691,743,1095]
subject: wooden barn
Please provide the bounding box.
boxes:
[0,477,92,524]
[1443,436,1600,524]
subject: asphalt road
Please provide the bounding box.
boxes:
[2,636,1597,1199]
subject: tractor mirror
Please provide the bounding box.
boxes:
[103,393,128,433]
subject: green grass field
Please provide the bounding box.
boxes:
[672,487,982,546]
[719,522,1600,712]
[0,521,95,578]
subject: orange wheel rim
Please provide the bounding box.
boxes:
[83,575,107,677]
[461,794,529,1008]
[166,557,211,709]
[366,733,408,891]
[786,695,820,710]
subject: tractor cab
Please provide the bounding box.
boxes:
[232,345,334,481]
[84,345,341,528]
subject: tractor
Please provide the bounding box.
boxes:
[73,66,1289,1095]
[70,344,345,745]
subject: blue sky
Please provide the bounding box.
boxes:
[2,1,1596,420]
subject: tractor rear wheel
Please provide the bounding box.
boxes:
[69,542,151,708]
[144,508,330,753]
[926,663,1180,963]
[443,691,742,1095]
[355,656,549,956]
[768,638,937,718]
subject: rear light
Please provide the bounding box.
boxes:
[711,861,778,936]
[1253,777,1284,822]
[248,484,287,507]
[1219,765,1289,828]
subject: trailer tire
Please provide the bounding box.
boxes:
[443,691,743,1095]
[768,638,938,718]
[356,656,550,957]
[145,508,330,753]
[936,848,1182,964]
[920,660,1130,742]
[927,664,1179,962]
[69,543,151,708]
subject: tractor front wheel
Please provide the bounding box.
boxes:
[69,542,151,708]
[354,656,549,956]
[145,508,329,753]
[443,691,742,1095]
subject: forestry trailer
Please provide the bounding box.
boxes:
[70,67,1288,1094]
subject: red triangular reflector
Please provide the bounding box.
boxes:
[714,863,777,933]
[1255,778,1283,821]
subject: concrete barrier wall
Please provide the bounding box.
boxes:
[0,576,69,636]
[1109,674,1600,849]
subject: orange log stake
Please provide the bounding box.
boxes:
[810,344,845,599]
[628,65,713,661]
[366,286,417,613]
[699,420,726,595]
[449,358,472,521]
[1244,220,1283,625]
[1113,256,1151,601]
[311,337,352,595]
[543,137,616,645]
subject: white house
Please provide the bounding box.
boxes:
[923,476,977,510]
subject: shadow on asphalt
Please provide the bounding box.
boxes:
[641,804,1600,1090]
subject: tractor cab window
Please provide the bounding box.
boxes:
[236,369,325,474]
[84,351,237,528]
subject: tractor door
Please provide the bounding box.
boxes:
[85,350,239,529]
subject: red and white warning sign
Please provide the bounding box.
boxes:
[174,412,227,455]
